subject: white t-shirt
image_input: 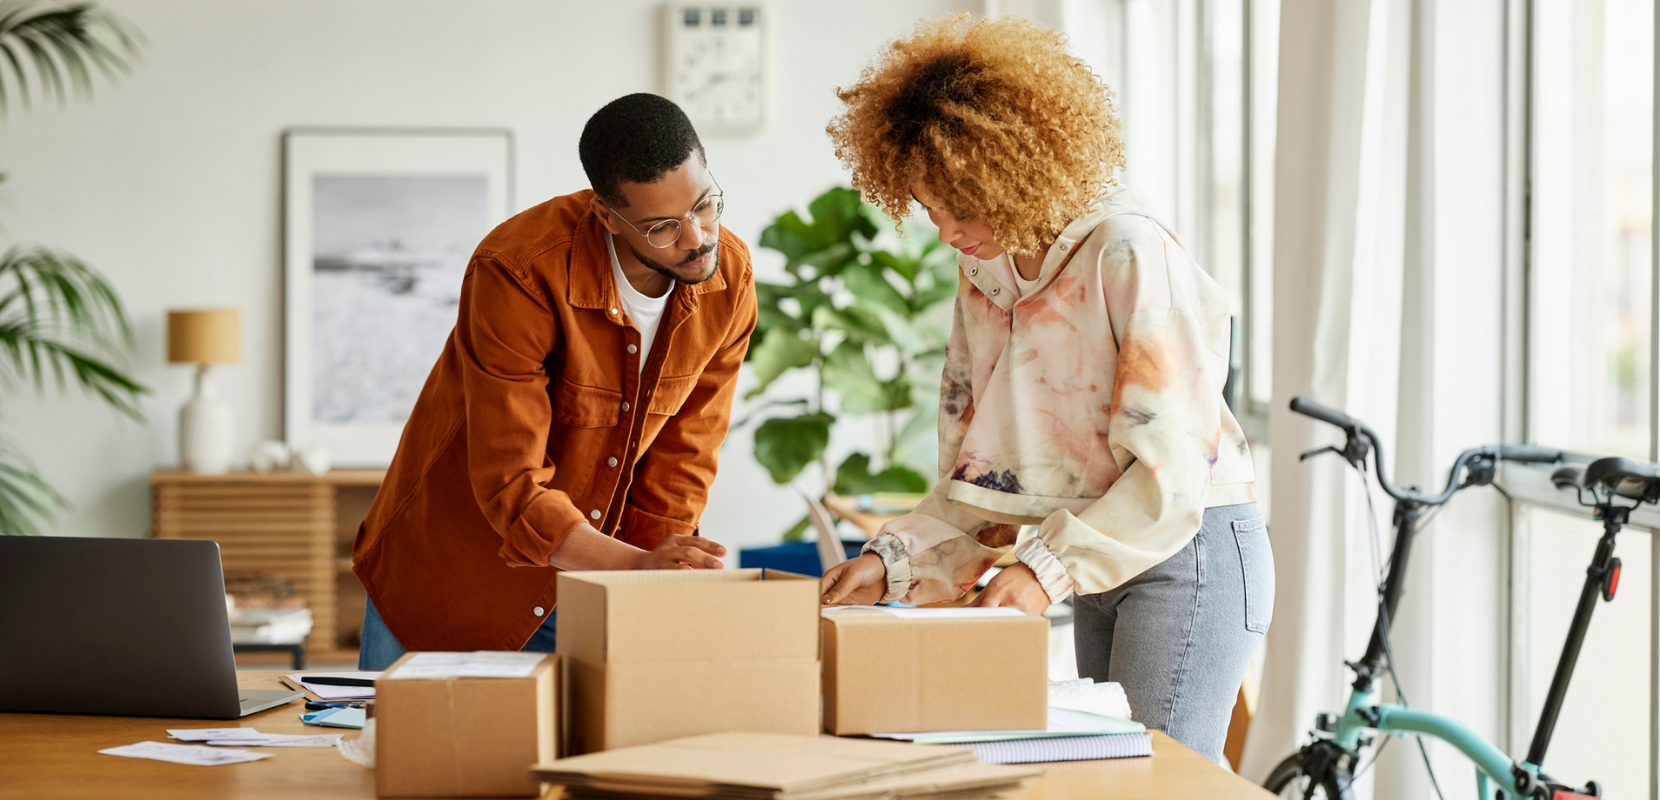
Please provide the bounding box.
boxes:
[1009,255,1042,298]
[606,232,673,375]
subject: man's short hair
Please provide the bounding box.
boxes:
[579,93,705,208]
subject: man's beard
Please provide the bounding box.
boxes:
[625,239,720,285]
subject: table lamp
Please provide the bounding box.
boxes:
[167,308,241,474]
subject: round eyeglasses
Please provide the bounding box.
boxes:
[606,176,724,249]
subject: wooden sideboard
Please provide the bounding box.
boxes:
[150,469,384,662]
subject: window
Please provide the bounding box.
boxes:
[1508,0,1659,790]
[1528,0,1653,459]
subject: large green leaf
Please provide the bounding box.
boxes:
[841,261,910,317]
[832,452,928,495]
[811,304,887,346]
[822,341,912,414]
[0,436,62,535]
[744,327,819,399]
[753,412,833,484]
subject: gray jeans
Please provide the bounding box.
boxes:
[1072,502,1273,763]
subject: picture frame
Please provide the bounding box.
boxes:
[282,128,514,467]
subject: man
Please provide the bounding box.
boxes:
[352,94,756,669]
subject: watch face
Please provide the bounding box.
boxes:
[668,6,765,129]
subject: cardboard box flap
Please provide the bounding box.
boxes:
[532,732,975,796]
[559,570,819,664]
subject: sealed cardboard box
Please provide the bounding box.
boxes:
[820,608,1048,735]
[376,652,558,798]
[557,569,820,754]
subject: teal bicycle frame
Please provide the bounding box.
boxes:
[1282,397,1629,799]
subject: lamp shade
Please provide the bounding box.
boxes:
[167,309,241,365]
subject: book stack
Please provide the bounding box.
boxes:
[869,706,1151,765]
[228,607,313,644]
[531,732,1039,800]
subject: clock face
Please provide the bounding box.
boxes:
[664,6,767,132]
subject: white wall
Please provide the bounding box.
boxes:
[0,0,970,551]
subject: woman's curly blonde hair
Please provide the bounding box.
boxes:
[827,13,1125,256]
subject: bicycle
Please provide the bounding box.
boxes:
[1263,396,1660,800]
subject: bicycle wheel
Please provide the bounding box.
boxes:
[1264,743,1357,800]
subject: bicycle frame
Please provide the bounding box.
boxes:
[1285,396,1620,799]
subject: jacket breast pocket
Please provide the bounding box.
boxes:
[551,379,620,428]
[648,373,698,416]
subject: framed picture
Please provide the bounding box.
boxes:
[283,128,513,466]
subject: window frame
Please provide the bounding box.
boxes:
[1499,0,1660,793]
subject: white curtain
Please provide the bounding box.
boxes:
[1240,1,1511,797]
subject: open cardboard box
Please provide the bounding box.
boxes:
[557,568,820,754]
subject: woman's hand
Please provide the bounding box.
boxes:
[631,534,726,570]
[968,563,1051,613]
[820,553,888,605]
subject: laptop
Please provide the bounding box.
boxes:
[0,536,303,719]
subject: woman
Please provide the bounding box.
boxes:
[817,14,1271,763]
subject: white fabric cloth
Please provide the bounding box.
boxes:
[606,232,671,375]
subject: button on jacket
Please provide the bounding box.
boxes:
[352,189,757,651]
[863,185,1254,605]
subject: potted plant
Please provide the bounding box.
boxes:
[742,186,958,539]
[0,3,145,535]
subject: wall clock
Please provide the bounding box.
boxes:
[661,4,769,134]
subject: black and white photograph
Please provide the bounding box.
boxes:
[283,129,512,465]
[310,174,485,425]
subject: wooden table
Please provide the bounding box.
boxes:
[0,671,1271,799]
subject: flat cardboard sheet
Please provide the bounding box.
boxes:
[532,732,979,798]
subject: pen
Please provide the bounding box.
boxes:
[304,701,365,710]
[298,677,376,687]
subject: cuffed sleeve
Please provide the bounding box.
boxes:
[860,533,913,604]
[455,255,587,567]
[1014,536,1076,604]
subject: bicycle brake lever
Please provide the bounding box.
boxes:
[1300,446,1341,462]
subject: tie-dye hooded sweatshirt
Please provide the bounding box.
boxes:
[863,186,1255,605]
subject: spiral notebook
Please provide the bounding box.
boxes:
[954,732,1153,764]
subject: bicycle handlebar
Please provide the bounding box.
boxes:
[1495,445,1564,464]
[1289,396,1562,507]
[1289,396,1359,431]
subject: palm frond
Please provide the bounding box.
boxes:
[0,1,140,114]
[0,435,64,534]
[0,244,147,419]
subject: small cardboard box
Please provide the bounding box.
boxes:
[375,652,558,798]
[820,608,1049,735]
[556,569,820,754]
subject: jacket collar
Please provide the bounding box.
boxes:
[567,207,728,314]
[959,184,1180,311]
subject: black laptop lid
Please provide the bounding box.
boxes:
[0,536,242,718]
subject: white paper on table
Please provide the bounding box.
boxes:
[819,606,1026,619]
[1047,678,1134,721]
[99,741,271,766]
[168,729,342,748]
[287,671,379,700]
[385,651,546,680]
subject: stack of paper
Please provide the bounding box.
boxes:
[870,708,1151,764]
[532,732,1039,800]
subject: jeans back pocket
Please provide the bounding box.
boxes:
[1233,515,1274,633]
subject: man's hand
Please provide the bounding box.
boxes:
[632,534,726,570]
[968,563,1050,613]
[820,553,888,606]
